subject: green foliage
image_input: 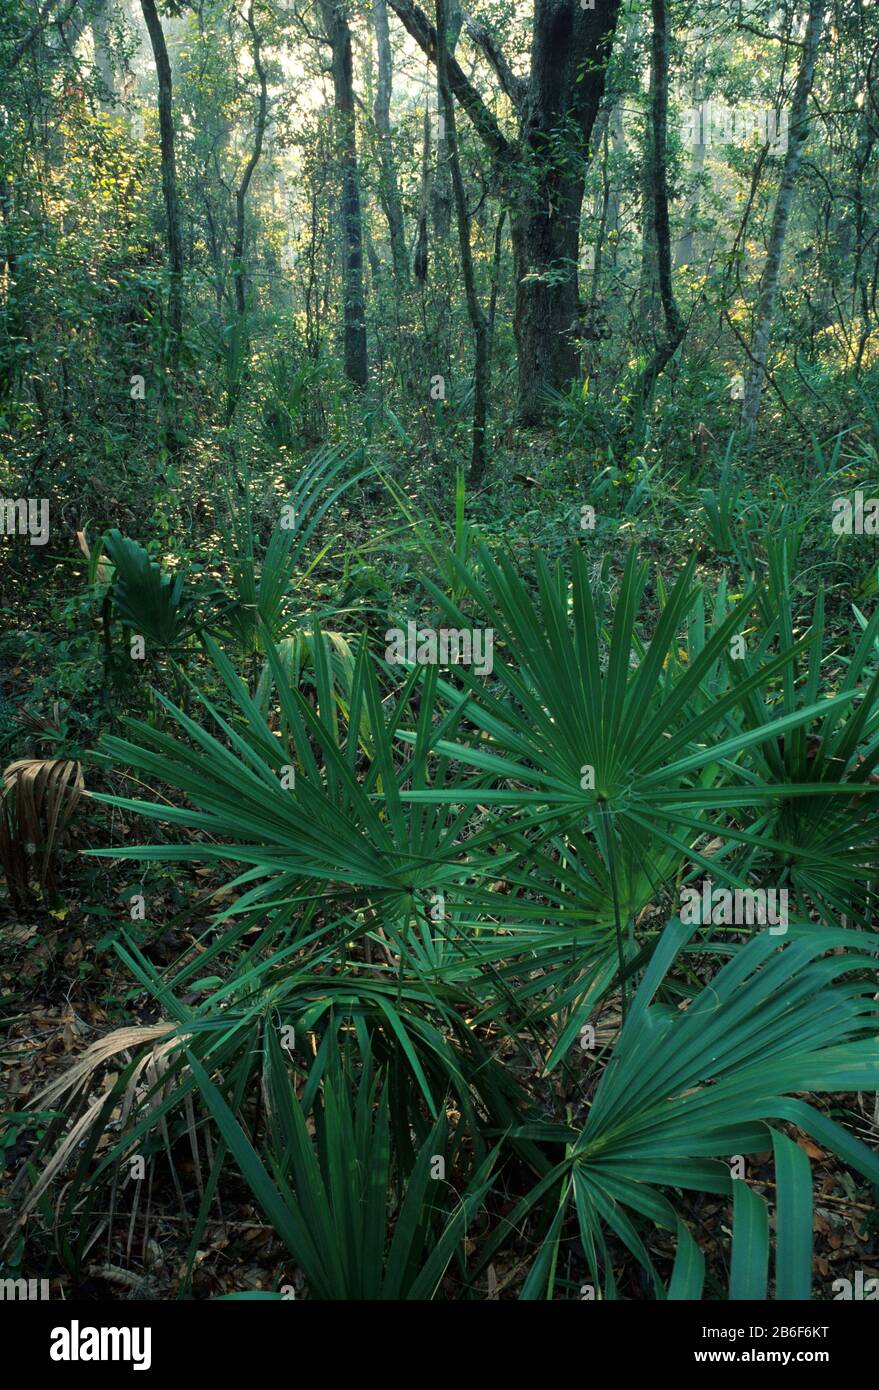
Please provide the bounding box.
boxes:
[5,0,879,1308]
[210,444,371,656]
[12,526,878,1301]
[102,529,192,649]
[192,1040,497,1299]
[491,917,879,1298]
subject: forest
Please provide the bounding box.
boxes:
[1,0,879,1321]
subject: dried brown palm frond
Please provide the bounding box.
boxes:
[75,528,113,585]
[3,1022,185,1241]
[0,756,85,902]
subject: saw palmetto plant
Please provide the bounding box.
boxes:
[212,445,372,657]
[8,533,879,1301]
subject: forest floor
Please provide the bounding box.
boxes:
[3,408,879,1299]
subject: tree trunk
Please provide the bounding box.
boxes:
[637,43,659,343]
[413,106,431,284]
[91,0,116,112]
[602,100,625,240]
[386,0,622,424]
[436,0,489,481]
[431,0,461,240]
[319,0,368,390]
[511,0,622,423]
[139,0,184,417]
[637,0,685,403]
[509,184,582,425]
[233,2,268,320]
[372,0,409,291]
[674,128,705,268]
[740,0,825,435]
[674,42,708,269]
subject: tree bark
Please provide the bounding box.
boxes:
[387,0,622,424]
[436,0,489,482]
[139,0,184,409]
[637,23,658,338]
[431,0,461,240]
[372,0,409,291]
[674,41,707,269]
[319,0,368,389]
[740,0,825,435]
[607,99,625,237]
[510,0,622,423]
[413,105,431,284]
[637,0,685,403]
[232,1,268,320]
[91,0,117,112]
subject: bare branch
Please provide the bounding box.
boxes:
[3,0,80,74]
[461,12,527,113]
[386,0,513,159]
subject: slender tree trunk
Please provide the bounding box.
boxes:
[740,0,825,435]
[139,0,184,425]
[637,30,659,339]
[372,0,409,290]
[233,2,268,320]
[674,124,705,268]
[431,0,461,239]
[436,0,488,481]
[600,4,639,246]
[674,44,707,268]
[488,206,507,347]
[319,0,368,389]
[851,94,877,370]
[91,0,116,112]
[638,0,685,403]
[413,106,431,284]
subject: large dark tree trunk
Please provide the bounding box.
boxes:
[509,182,583,426]
[387,0,621,424]
[319,0,368,390]
[140,0,184,424]
[511,0,621,423]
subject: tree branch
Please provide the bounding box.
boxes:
[3,0,79,74]
[461,12,527,113]
[386,0,513,159]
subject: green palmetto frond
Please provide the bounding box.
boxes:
[102,529,192,649]
[213,445,373,655]
[488,917,879,1300]
[190,1040,498,1300]
[402,543,870,816]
